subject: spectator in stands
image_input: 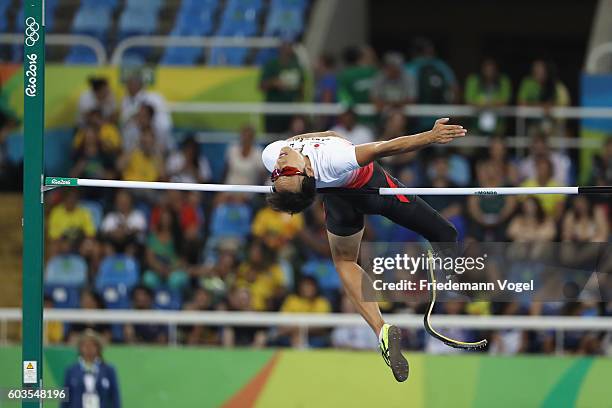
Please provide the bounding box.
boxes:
[279,276,332,348]
[77,77,117,125]
[521,157,566,221]
[338,45,378,107]
[406,38,458,131]
[314,53,338,104]
[518,60,570,135]
[252,204,304,251]
[166,136,212,184]
[562,196,609,243]
[45,234,88,288]
[467,161,517,241]
[143,207,188,291]
[507,196,556,243]
[314,53,338,129]
[43,296,63,345]
[150,190,203,265]
[259,42,305,133]
[121,104,154,153]
[70,126,116,181]
[121,74,173,151]
[62,330,121,408]
[592,138,612,186]
[223,124,266,186]
[464,58,512,135]
[100,190,147,246]
[124,286,168,344]
[197,240,239,301]
[370,52,416,117]
[182,288,217,345]
[331,293,379,350]
[235,240,286,311]
[117,127,165,182]
[221,287,267,347]
[296,201,339,303]
[74,109,122,155]
[489,302,528,355]
[423,154,466,240]
[518,133,571,186]
[48,190,96,244]
[479,137,520,186]
[331,108,374,145]
[66,290,112,344]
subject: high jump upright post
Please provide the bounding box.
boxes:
[22,0,45,406]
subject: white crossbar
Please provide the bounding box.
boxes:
[45,178,589,196]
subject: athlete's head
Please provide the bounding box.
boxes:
[266,145,316,214]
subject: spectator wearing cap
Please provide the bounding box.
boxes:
[370,52,416,116]
[77,77,117,125]
[331,108,374,145]
[62,330,121,408]
[259,42,305,134]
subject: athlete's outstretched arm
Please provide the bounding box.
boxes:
[354,118,466,166]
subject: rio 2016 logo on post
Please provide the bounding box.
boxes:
[24,16,40,98]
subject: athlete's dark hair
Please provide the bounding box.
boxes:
[266,175,316,214]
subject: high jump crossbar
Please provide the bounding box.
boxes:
[44,177,612,196]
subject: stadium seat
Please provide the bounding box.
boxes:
[80,200,104,230]
[154,287,183,310]
[95,254,140,294]
[72,6,113,40]
[226,0,263,12]
[208,46,249,66]
[44,284,81,309]
[65,46,99,65]
[270,0,309,10]
[263,7,305,38]
[45,254,88,288]
[4,133,23,165]
[81,0,118,9]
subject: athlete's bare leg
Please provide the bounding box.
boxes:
[327,229,384,335]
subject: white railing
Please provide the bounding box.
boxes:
[111,36,310,68]
[1,309,610,354]
[168,101,612,119]
[0,33,107,65]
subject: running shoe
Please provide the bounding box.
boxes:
[379,323,409,382]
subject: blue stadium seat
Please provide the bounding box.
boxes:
[118,8,158,37]
[161,45,202,66]
[45,254,88,288]
[209,46,249,66]
[263,7,305,38]
[182,0,219,10]
[80,200,104,230]
[44,284,81,309]
[81,0,118,10]
[99,284,130,342]
[5,133,23,165]
[95,255,140,294]
[154,287,182,310]
[226,0,263,12]
[270,0,309,10]
[72,6,112,40]
[65,46,99,65]
[125,0,163,10]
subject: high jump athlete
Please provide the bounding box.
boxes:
[261,118,466,382]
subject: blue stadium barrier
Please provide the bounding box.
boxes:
[154,288,183,310]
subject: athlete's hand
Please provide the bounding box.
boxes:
[429,118,467,144]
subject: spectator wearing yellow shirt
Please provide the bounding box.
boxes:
[48,190,96,241]
[251,206,304,250]
[279,277,331,347]
[117,127,165,182]
[235,240,286,311]
[73,109,121,154]
[520,156,566,221]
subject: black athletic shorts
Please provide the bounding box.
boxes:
[321,162,458,243]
